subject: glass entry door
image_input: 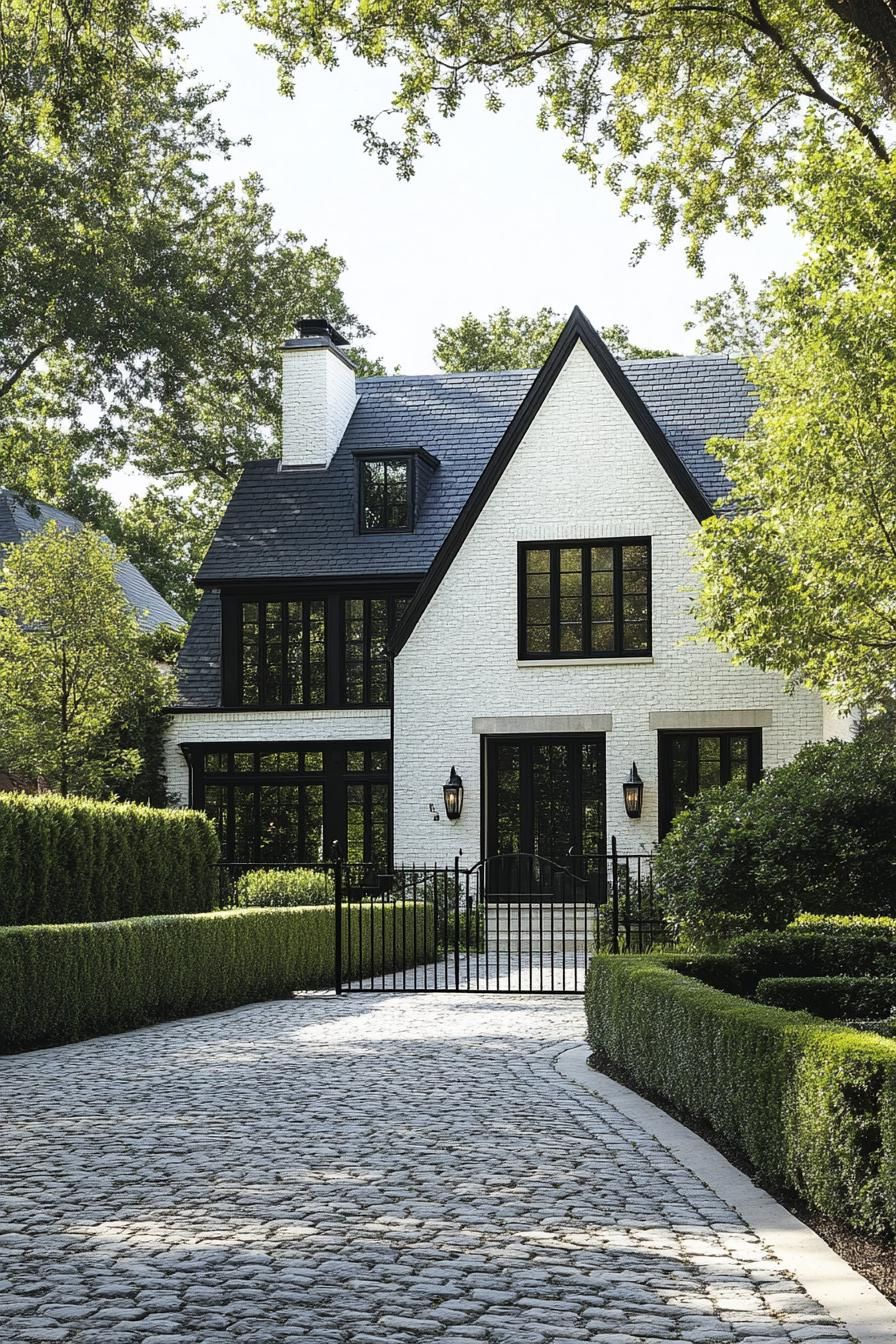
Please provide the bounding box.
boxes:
[485,736,606,873]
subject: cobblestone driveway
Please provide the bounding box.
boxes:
[1,994,854,1344]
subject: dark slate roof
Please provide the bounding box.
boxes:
[0,488,185,632]
[195,355,751,587]
[176,590,222,706]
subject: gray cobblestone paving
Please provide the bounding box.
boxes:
[0,994,855,1344]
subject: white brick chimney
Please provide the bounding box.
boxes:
[281,319,358,468]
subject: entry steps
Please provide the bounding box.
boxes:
[485,901,598,954]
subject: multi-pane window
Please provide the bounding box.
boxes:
[342,595,409,706]
[240,599,325,707]
[658,729,762,837]
[198,744,391,865]
[201,748,326,864]
[360,458,411,532]
[520,540,651,659]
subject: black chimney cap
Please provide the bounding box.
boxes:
[296,318,349,346]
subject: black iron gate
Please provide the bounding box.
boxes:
[216,839,663,995]
[333,838,661,994]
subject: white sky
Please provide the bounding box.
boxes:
[109,2,805,503]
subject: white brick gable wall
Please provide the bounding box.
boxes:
[392,339,827,862]
[281,342,358,468]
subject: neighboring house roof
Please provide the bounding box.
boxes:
[0,489,185,633]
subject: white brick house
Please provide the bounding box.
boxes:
[164,311,840,868]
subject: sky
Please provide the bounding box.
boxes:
[110,1,805,503]
[180,3,806,374]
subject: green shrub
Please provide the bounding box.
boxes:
[657,951,750,996]
[234,867,331,907]
[756,975,896,1020]
[586,955,896,1237]
[0,792,219,925]
[732,920,896,983]
[653,734,896,941]
[0,903,432,1051]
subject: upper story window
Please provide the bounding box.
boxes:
[239,599,326,707]
[360,458,412,532]
[343,595,409,706]
[519,539,651,660]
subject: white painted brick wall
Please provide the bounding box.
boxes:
[393,340,826,863]
[281,343,358,468]
[163,709,391,806]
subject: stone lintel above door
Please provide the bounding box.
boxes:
[472,714,613,736]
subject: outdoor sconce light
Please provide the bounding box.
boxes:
[443,766,464,821]
[623,761,644,819]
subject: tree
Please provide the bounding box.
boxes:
[0,0,381,503]
[0,524,169,796]
[433,308,674,372]
[693,145,896,711]
[231,0,896,267]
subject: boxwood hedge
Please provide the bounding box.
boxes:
[756,975,896,1020]
[1,903,431,1051]
[585,955,896,1237]
[0,792,219,925]
[234,867,331,907]
[731,917,896,983]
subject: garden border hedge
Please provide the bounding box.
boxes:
[1,903,431,1051]
[0,792,219,925]
[585,955,896,1237]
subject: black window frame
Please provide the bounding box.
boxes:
[517,538,652,661]
[231,597,326,709]
[221,582,419,710]
[358,455,414,533]
[189,740,392,866]
[657,728,763,838]
[341,594,410,707]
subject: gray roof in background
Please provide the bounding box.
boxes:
[0,489,185,633]
[195,355,751,586]
[178,353,754,707]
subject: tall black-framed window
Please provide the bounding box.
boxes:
[519,538,651,660]
[360,458,412,532]
[342,595,410,706]
[238,599,325,707]
[194,742,391,866]
[658,729,762,838]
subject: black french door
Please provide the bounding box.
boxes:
[485,736,606,887]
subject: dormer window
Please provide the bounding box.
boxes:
[360,457,412,532]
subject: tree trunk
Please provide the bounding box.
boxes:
[825,0,896,103]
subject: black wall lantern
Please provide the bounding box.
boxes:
[443,766,464,821]
[623,761,644,819]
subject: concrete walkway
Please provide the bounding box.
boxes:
[0,994,859,1344]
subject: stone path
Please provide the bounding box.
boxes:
[0,994,855,1344]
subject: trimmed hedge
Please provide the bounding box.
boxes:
[234,867,331,907]
[657,952,748,997]
[756,975,896,1020]
[0,903,432,1051]
[731,918,896,983]
[0,792,219,925]
[586,955,896,1237]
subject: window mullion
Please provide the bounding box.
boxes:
[302,601,311,709]
[363,598,371,705]
[258,601,268,706]
[280,601,288,706]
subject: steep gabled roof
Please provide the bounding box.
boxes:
[195,343,750,588]
[0,489,185,633]
[390,307,716,654]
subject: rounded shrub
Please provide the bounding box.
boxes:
[234,867,332,908]
[654,732,896,941]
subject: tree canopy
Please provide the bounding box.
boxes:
[0,524,170,796]
[433,308,674,372]
[0,0,382,612]
[231,0,896,267]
